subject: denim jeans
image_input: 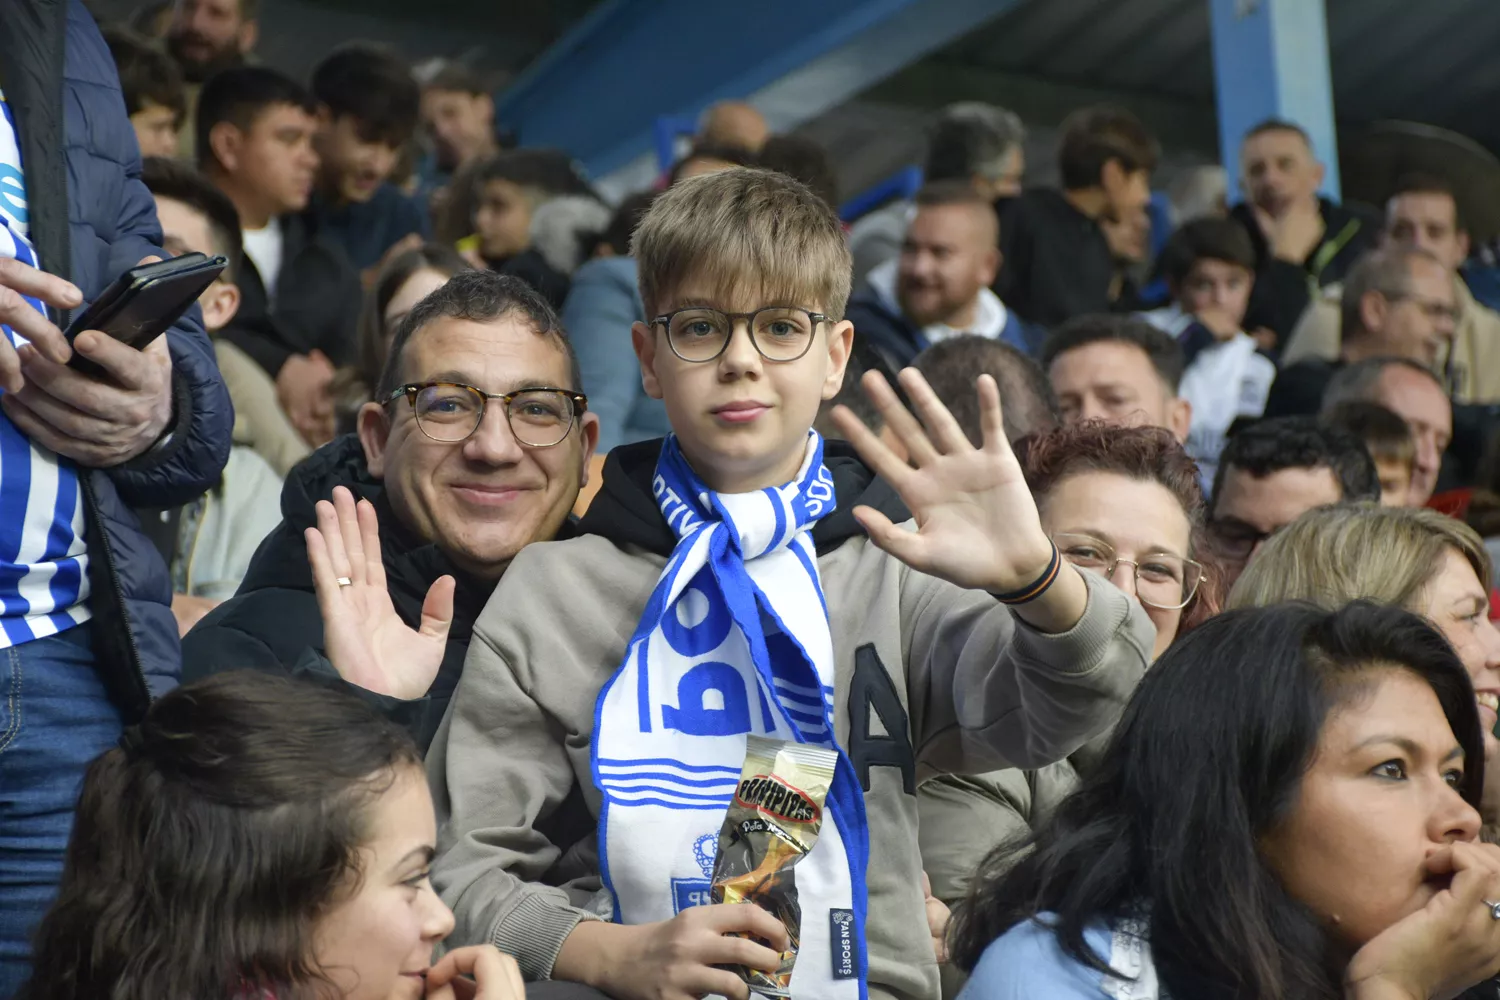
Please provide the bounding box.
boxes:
[0,623,119,999]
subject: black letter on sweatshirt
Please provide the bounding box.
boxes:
[847,644,916,794]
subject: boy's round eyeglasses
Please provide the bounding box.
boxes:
[385,382,588,448]
[651,307,830,363]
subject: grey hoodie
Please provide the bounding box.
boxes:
[427,439,1153,1000]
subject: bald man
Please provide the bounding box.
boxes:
[698,100,769,153]
[846,181,1035,369]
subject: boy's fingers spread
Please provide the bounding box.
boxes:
[897,367,969,454]
[829,404,912,487]
[864,370,938,467]
[976,374,1010,454]
[855,507,923,565]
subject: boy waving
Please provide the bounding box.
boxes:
[366,169,1151,1000]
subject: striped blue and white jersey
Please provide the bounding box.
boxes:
[0,89,91,646]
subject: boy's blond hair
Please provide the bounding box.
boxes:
[633,167,852,322]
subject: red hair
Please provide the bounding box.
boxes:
[1017,422,1224,630]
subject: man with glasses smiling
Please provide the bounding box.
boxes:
[182,270,598,749]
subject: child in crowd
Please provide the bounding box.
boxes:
[425,167,1152,1000]
[467,148,604,308]
[1323,399,1417,507]
[19,672,522,1000]
[102,26,186,159]
[1142,217,1276,490]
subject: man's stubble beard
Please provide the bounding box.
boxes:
[167,33,246,83]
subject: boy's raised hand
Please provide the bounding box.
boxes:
[831,368,1088,633]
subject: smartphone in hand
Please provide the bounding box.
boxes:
[64,254,226,379]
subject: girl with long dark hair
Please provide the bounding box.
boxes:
[951,602,1500,1000]
[18,671,523,1000]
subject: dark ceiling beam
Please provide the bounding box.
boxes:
[864,57,1218,153]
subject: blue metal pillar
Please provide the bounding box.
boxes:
[1209,0,1340,200]
[498,0,1020,182]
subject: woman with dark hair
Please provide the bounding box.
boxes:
[951,602,1500,1000]
[18,672,523,1000]
[334,243,472,433]
[922,423,1220,921]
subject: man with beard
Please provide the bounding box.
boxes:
[846,182,1034,370]
[164,0,257,159]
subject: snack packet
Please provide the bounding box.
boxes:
[711,735,839,998]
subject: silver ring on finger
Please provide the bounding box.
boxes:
[335,576,353,588]
[1484,898,1500,920]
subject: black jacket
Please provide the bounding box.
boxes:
[1261,357,1343,420]
[1231,197,1378,352]
[181,435,523,749]
[487,247,570,311]
[577,437,909,557]
[220,209,363,378]
[0,0,233,721]
[994,188,1115,330]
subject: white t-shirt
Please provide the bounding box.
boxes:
[241,218,284,305]
[1141,305,1275,493]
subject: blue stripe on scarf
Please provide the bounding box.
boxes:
[590,433,872,995]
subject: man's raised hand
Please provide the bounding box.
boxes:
[305,485,453,700]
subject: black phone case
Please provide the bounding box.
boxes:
[65,253,226,380]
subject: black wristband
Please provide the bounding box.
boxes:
[991,543,1062,606]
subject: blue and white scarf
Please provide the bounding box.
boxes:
[591,432,869,1000]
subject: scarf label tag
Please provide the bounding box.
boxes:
[829,909,858,979]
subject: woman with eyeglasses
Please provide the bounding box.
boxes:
[921,422,1219,929]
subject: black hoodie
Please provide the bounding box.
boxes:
[576,437,911,557]
[181,434,540,749]
[1230,196,1379,354]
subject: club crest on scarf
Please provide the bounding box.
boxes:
[591,432,869,1000]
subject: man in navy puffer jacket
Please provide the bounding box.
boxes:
[0,0,233,989]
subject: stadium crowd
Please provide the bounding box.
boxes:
[7,2,1500,999]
